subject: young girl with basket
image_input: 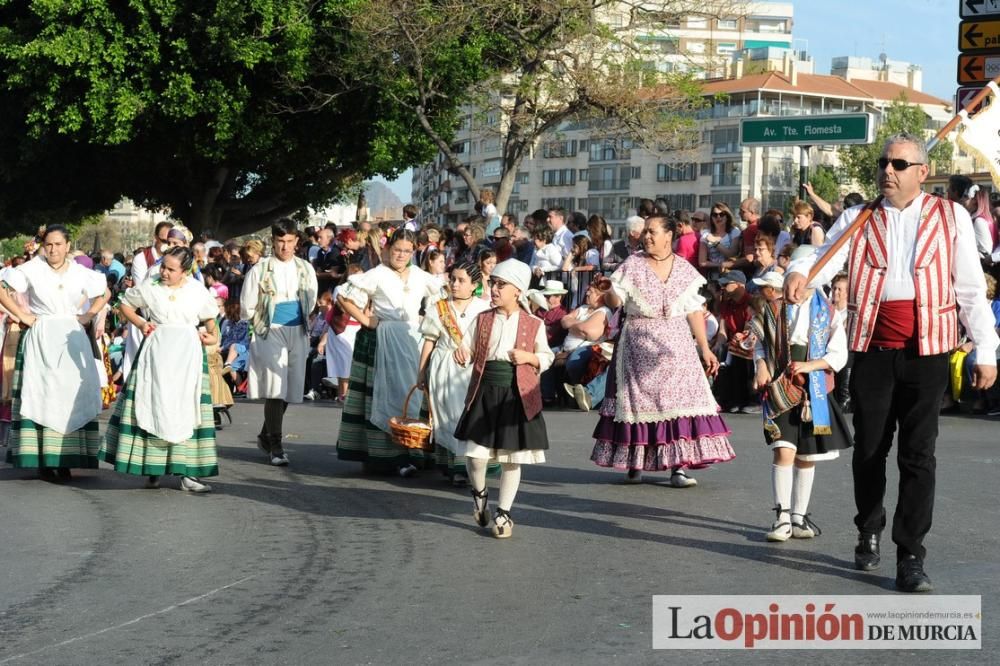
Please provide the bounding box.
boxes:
[453,259,553,538]
[748,268,851,542]
[416,261,493,485]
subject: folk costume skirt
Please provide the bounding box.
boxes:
[336,327,432,470]
[100,344,218,478]
[6,321,101,470]
[454,361,548,464]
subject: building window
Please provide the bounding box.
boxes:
[542,169,576,187]
[578,196,641,220]
[631,166,642,179]
[517,172,530,184]
[541,197,575,211]
[698,195,712,208]
[712,160,743,187]
[589,138,633,162]
[481,160,502,179]
[579,169,589,181]
[712,127,739,154]
[717,18,738,30]
[687,16,708,29]
[659,194,697,212]
[542,140,577,158]
[656,163,697,182]
[700,162,713,177]
[716,42,737,55]
[588,165,633,191]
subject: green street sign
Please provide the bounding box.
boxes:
[740,113,875,146]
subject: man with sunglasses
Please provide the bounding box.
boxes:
[784,132,998,593]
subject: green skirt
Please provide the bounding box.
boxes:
[100,344,219,478]
[336,327,433,470]
[6,333,100,469]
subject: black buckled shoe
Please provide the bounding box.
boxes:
[895,555,933,593]
[854,532,880,571]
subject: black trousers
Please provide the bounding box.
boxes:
[850,349,949,562]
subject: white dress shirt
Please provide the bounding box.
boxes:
[789,195,999,366]
[752,298,848,373]
[552,226,574,258]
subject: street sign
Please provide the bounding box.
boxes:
[959,19,1000,51]
[739,114,874,147]
[957,54,1000,83]
[956,84,991,112]
[961,0,1000,19]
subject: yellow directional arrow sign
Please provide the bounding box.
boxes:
[959,19,1000,50]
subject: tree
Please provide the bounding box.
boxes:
[808,164,840,207]
[0,1,442,238]
[840,95,953,199]
[345,0,729,216]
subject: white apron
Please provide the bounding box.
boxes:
[369,321,422,432]
[18,315,102,434]
[132,324,203,443]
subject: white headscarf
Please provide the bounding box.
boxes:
[491,259,533,311]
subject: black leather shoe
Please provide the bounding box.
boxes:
[896,555,933,593]
[854,532,880,571]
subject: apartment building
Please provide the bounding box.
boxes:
[411,4,953,231]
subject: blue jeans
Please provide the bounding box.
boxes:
[541,345,593,399]
[584,367,608,406]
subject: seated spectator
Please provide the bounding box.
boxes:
[531,226,562,278]
[535,280,569,350]
[541,282,611,402]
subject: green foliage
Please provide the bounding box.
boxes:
[840,95,953,198]
[809,164,840,206]
[0,1,443,237]
[0,235,31,262]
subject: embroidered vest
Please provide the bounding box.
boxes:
[846,194,958,356]
[464,309,543,420]
[251,257,317,339]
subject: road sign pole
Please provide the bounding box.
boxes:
[798,146,810,202]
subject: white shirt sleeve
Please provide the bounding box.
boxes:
[788,207,858,288]
[953,204,1000,366]
[822,314,848,373]
[240,261,262,320]
[973,215,993,255]
[533,316,555,373]
[3,265,28,293]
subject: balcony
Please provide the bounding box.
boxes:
[589,178,631,192]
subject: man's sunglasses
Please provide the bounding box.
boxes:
[877,158,924,171]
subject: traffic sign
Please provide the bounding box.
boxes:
[961,0,1000,19]
[740,114,874,147]
[959,19,1000,51]
[956,84,991,112]
[957,54,1000,83]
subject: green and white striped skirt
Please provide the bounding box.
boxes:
[5,335,100,469]
[336,327,432,470]
[100,346,218,478]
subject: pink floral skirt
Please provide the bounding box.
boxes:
[590,413,735,472]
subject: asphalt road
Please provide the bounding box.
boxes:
[0,400,996,665]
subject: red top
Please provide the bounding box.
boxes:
[675,232,700,265]
[719,292,752,337]
[742,223,758,254]
[869,299,917,349]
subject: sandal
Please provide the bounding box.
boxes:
[492,508,514,539]
[471,487,490,527]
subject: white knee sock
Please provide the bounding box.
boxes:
[771,464,793,522]
[497,463,522,511]
[791,466,816,519]
[466,458,488,492]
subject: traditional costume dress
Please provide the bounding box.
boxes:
[325,283,360,387]
[748,286,851,541]
[122,244,162,380]
[419,295,492,480]
[241,255,318,464]
[454,259,553,537]
[336,264,443,471]
[590,253,735,482]
[0,273,28,446]
[4,258,106,471]
[101,277,220,486]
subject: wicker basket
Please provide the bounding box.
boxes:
[388,385,434,450]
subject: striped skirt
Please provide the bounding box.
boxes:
[100,348,218,478]
[6,334,100,469]
[336,327,432,470]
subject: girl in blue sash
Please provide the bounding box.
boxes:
[749,266,852,543]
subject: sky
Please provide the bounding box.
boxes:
[374,0,962,203]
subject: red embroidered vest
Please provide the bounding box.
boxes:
[846,194,958,356]
[464,309,543,420]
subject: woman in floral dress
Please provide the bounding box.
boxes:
[590,215,735,487]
